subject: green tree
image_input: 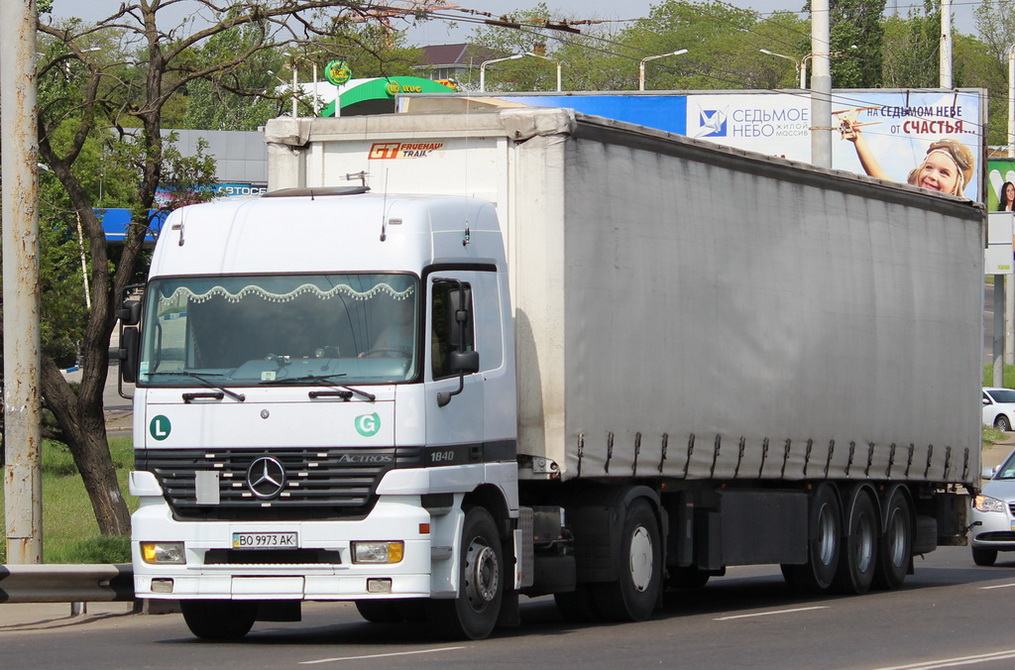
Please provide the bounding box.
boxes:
[33,0,433,535]
[620,1,808,91]
[180,20,422,130]
[881,8,940,88]
[829,0,886,87]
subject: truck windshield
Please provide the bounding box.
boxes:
[138,274,418,386]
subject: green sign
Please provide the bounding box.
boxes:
[150,415,171,441]
[355,413,381,437]
[325,60,352,86]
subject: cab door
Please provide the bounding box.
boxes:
[424,273,487,459]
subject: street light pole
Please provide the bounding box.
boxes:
[479,54,525,92]
[525,52,563,92]
[480,52,563,92]
[1008,43,1015,158]
[759,48,801,88]
[639,49,688,91]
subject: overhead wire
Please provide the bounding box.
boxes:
[365,2,995,139]
[436,6,989,137]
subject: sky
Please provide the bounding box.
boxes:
[49,0,981,44]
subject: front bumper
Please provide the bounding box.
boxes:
[131,494,456,600]
[970,507,1015,551]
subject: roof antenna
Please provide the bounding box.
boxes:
[380,168,389,242]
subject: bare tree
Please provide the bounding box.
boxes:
[34,0,440,536]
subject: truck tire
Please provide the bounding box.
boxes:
[873,489,912,590]
[181,600,258,640]
[833,487,879,594]
[782,483,841,592]
[972,547,998,566]
[428,506,504,640]
[592,499,661,622]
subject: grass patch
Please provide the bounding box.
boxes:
[984,425,1008,447]
[0,436,136,564]
[984,363,1015,389]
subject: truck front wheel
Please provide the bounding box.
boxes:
[181,600,257,640]
[429,506,504,640]
[593,499,661,622]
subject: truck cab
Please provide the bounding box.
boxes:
[124,188,519,639]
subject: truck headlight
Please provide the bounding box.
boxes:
[974,495,1007,514]
[352,541,404,564]
[140,541,186,564]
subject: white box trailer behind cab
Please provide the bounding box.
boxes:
[266,109,983,488]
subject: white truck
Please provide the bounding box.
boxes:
[119,108,983,641]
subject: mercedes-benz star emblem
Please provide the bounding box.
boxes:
[246,456,287,499]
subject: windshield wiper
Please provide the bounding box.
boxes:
[260,373,375,401]
[259,373,348,386]
[147,371,246,402]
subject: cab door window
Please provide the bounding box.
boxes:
[431,281,473,380]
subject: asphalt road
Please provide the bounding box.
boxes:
[4,545,1015,670]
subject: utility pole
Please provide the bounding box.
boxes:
[810,0,832,167]
[940,0,953,88]
[1,0,44,564]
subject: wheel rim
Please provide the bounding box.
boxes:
[464,538,499,611]
[855,510,875,573]
[629,525,654,592]
[816,502,837,566]
[885,508,907,567]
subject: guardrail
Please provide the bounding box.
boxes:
[0,564,134,603]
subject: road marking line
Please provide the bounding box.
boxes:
[874,649,1015,670]
[713,605,829,621]
[300,646,467,664]
[978,581,1015,590]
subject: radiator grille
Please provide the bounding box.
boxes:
[137,447,422,521]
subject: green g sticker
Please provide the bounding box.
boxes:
[150,415,171,441]
[355,413,381,437]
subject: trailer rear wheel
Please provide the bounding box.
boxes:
[782,483,841,592]
[873,489,912,590]
[833,488,878,594]
[428,506,504,640]
[181,600,257,640]
[592,499,661,622]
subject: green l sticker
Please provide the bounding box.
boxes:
[150,415,171,441]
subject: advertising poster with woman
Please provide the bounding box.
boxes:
[988,158,1015,211]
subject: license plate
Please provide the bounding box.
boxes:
[232,532,299,549]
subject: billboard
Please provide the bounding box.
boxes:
[428,89,985,201]
[988,157,1015,212]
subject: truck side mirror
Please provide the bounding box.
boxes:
[448,350,479,375]
[111,284,145,394]
[118,327,140,384]
[119,300,142,326]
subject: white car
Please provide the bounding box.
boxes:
[983,387,1015,432]
[971,448,1015,565]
